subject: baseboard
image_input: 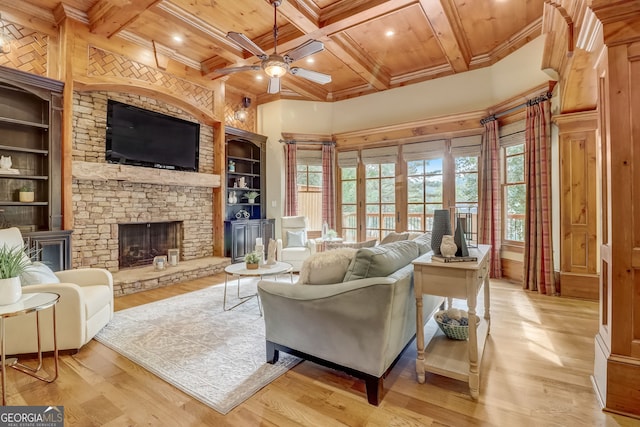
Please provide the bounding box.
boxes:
[559,272,599,300]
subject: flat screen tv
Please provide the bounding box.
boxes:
[105,100,200,172]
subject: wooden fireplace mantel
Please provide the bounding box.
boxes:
[72,161,220,188]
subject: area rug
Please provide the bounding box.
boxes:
[94,279,300,414]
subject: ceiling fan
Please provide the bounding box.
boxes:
[214,0,331,94]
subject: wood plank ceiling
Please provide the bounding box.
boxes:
[12,0,545,104]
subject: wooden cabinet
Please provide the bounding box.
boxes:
[24,230,72,271]
[224,219,275,263]
[224,127,273,262]
[0,66,63,232]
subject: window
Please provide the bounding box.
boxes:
[503,143,525,242]
[407,158,443,232]
[454,156,479,245]
[296,150,323,232]
[365,163,396,241]
[340,166,357,242]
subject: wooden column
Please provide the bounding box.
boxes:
[591,1,640,419]
[554,112,599,300]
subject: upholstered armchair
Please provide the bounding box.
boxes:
[276,216,316,272]
[0,227,114,355]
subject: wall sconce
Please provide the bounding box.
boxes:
[234,96,251,122]
[0,14,11,54]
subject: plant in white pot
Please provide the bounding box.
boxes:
[0,245,31,305]
[243,191,259,204]
[19,184,34,202]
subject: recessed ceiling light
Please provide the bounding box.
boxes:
[306,58,314,64]
[385,30,394,37]
[173,35,183,43]
[256,75,263,81]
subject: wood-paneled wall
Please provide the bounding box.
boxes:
[591,1,640,419]
[555,111,599,300]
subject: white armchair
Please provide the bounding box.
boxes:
[276,216,316,272]
[0,227,114,355]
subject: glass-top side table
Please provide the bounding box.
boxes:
[0,292,60,405]
[223,261,293,314]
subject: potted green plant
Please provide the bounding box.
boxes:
[243,191,259,204]
[0,245,30,305]
[19,184,34,203]
[244,251,260,269]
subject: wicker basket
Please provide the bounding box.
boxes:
[434,309,474,340]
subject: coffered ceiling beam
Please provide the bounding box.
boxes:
[326,33,390,90]
[282,76,329,101]
[418,0,471,73]
[88,0,161,38]
[269,0,320,34]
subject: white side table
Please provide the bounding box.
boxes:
[412,245,491,399]
[223,261,293,314]
[0,292,60,405]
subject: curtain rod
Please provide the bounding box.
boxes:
[480,92,552,125]
[279,139,335,145]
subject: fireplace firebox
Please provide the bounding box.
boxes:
[119,222,182,268]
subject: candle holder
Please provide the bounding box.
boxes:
[153,255,167,271]
[168,248,180,266]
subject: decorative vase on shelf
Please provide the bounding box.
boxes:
[454,217,470,257]
[431,209,452,255]
[440,235,457,258]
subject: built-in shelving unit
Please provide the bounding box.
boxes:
[0,65,63,233]
[224,127,274,262]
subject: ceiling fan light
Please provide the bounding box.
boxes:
[262,55,289,78]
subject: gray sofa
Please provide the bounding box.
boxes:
[257,236,444,405]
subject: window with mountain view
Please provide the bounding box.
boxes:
[504,143,526,242]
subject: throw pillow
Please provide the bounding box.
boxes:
[286,230,306,248]
[343,240,420,281]
[380,231,409,245]
[20,261,60,286]
[299,248,357,285]
[412,232,433,255]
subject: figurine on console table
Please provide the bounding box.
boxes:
[0,156,19,174]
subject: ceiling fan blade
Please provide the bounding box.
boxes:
[226,32,268,59]
[284,40,325,63]
[213,65,261,75]
[290,67,332,85]
[267,77,281,94]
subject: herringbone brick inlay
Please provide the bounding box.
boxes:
[0,23,48,76]
[88,47,213,111]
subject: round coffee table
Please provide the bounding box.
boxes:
[223,261,293,314]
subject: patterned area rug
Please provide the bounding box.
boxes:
[94,279,300,414]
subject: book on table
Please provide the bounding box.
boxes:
[431,254,478,263]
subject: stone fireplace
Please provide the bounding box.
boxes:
[118,221,182,268]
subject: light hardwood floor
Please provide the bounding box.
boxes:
[5,275,638,426]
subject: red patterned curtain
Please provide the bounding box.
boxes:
[479,119,502,278]
[523,98,555,295]
[322,143,336,229]
[284,143,298,216]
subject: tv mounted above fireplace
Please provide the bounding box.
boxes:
[105,99,200,172]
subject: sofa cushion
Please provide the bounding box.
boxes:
[380,231,409,245]
[299,248,357,285]
[343,240,420,281]
[20,262,60,286]
[286,230,306,248]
